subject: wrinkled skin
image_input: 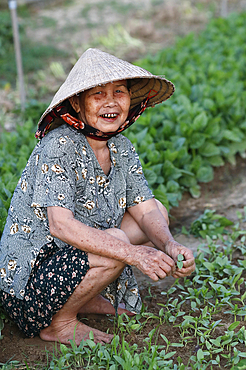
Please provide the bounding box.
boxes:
[40,81,195,345]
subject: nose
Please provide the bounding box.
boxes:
[104,91,117,107]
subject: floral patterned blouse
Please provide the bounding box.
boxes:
[0,124,153,299]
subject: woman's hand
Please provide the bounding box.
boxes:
[127,245,176,282]
[164,240,196,278]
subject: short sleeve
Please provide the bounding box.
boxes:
[31,134,78,213]
[125,140,154,208]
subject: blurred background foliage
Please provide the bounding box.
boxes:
[0,9,67,88]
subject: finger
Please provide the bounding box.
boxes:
[172,265,195,278]
[161,253,175,266]
[158,259,175,276]
[148,272,160,282]
[139,263,163,281]
[146,252,175,275]
[183,259,195,269]
[172,268,190,278]
[182,250,195,263]
[160,255,176,274]
[147,260,171,278]
[144,260,172,280]
[182,257,196,269]
[155,267,168,280]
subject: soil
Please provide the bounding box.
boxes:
[1,0,246,368]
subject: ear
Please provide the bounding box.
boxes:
[69,95,80,113]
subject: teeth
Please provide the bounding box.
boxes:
[102,114,118,118]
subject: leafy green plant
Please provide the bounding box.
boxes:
[190,209,234,238]
[1,210,245,369]
[177,254,184,269]
[0,101,46,237]
[125,12,246,209]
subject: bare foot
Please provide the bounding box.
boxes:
[40,318,113,345]
[78,295,135,316]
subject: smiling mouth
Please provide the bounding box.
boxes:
[100,113,119,119]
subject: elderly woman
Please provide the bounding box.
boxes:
[0,48,195,345]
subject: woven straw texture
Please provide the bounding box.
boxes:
[38,48,174,126]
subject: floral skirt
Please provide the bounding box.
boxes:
[0,242,142,338]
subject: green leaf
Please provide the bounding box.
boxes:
[164,149,179,162]
[160,334,169,344]
[205,120,220,137]
[203,98,216,111]
[193,112,208,131]
[223,129,241,142]
[189,185,201,198]
[196,166,214,182]
[231,359,246,369]
[130,323,141,330]
[178,254,184,261]
[163,351,177,359]
[144,169,158,185]
[228,321,240,331]
[114,355,126,367]
[207,155,224,167]
[180,174,197,188]
[217,216,233,226]
[153,185,169,211]
[199,142,220,157]
[190,133,206,149]
[177,261,183,269]
[197,348,204,361]
[166,180,180,192]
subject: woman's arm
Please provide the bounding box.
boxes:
[47,206,176,281]
[127,198,196,278]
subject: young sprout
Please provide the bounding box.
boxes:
[177,254,184,269]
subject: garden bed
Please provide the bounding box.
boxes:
[1,1,246,368]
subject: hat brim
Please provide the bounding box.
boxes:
[37,48,175,129]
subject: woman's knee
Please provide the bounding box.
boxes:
[88,229,129,271]
[88,252,125,271]
[105,228,130,244]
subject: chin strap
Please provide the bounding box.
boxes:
[35,90,158,140]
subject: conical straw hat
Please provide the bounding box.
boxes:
[38,48,175,128]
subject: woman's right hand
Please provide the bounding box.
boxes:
[127,245,176,281]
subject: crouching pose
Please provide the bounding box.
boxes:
[0,48,195,345]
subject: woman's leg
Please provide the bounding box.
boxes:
[121,199,169,245]
[78,229,135,317]
[40,229,129,345]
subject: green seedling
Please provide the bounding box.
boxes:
[177,254,184,269]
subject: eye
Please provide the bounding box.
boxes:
[116,88,128,93]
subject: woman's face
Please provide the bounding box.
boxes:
[70,80,131,133]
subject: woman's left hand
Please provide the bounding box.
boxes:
[164,240,196,278]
